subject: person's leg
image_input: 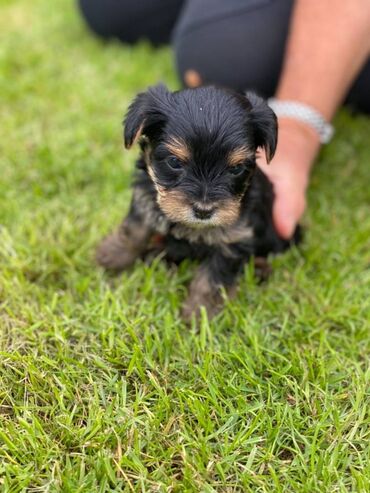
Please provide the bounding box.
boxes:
[173,0,370,113]
[173,0,294,97]
[78,0,185,45]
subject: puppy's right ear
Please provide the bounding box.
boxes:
[124,92,148,149]
[124,84,172,149]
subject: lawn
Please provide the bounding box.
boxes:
[1,0,370,491]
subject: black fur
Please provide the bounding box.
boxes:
[97,84,300,319]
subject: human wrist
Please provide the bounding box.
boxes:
[276,117,321,164]
[269,98,334,144]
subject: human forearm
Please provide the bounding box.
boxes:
[259,0,370,239]
[276,0,370,121]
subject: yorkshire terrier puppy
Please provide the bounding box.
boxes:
[97,84,300,320]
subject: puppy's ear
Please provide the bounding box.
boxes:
[245,92,277,163]
[124,92,148,149]
[124,84,172,149]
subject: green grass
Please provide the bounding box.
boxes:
[1,0,370,491]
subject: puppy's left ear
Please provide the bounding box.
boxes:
[245,92,277,163]
[124,84,172,149]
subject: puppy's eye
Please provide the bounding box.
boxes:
[228,164,245,176]
[166,156,183,170]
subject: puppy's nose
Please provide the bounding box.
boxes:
[193,205,215,220]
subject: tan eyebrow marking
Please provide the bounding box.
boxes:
[228,146,254,166]
[165,137,191,161]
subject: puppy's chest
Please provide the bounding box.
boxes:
[170,222,253,247]
[134,186,254,248]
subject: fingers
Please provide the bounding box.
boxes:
[257,119,318,240]
[258,156,308,239]
[272,179,306,239]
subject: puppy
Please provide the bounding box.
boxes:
[97,85,300,320]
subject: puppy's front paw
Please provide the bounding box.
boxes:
[181,268,232,323]
[254,256,272,283]
[96,231,138,272]
[181,289,223,323]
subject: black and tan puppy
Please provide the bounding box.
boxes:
[97,85,300,319]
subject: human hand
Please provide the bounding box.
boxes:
[257,118,321,239]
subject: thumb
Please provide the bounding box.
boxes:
[272,181,306,239]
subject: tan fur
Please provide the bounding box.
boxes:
[228,146,254,166]
[133,183,252,250]
[142,143,152,167]
[215,198,241,225]
[147,164,159,189]
[156,191,242,231]
[157,190,192,224]
[126,122,145,149]
[146,161,191,224]
[165,137,191,161]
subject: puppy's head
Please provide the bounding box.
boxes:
[124,84,277,228]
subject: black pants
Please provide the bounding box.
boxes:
[79,0,370,113]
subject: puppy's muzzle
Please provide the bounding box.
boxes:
[192,204,216,220]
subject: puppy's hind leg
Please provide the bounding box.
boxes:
[96,201,152,273]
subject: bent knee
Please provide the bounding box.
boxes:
[78,0,137,42]
[173,0,293,95]
[78,0,183,44]
[79,0,114,39]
